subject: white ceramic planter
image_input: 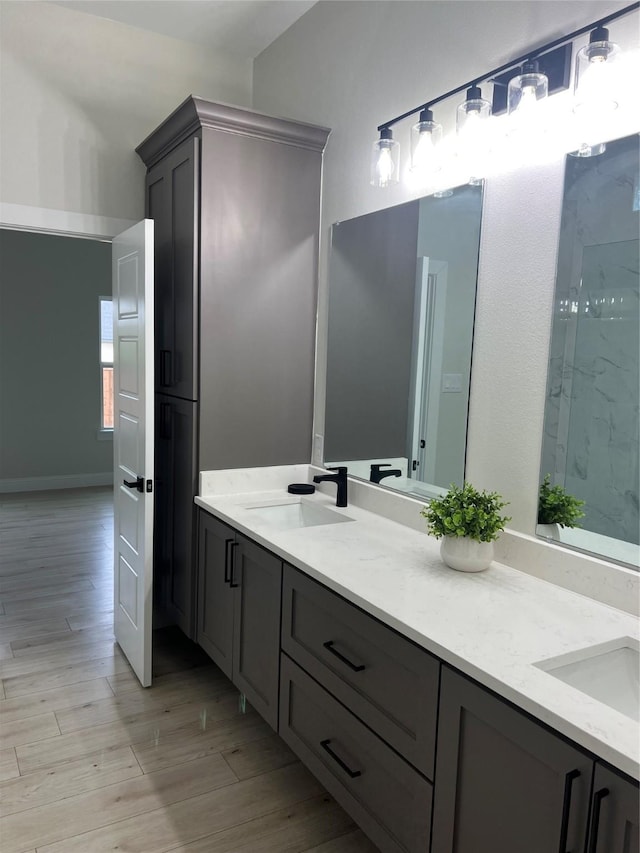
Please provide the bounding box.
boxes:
[440,535,494,573]
[537,522,560,541]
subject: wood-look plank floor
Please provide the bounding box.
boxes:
[0,487,378,853]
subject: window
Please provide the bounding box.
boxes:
[100,297,114,430]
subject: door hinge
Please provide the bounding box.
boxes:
[146,479,153,493]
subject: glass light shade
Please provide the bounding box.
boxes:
[456,86,492,181]
[574,27,620,114]
[410,109,442,173]
[370,129,400,187]
[457,87,492,136]
[507,61,549,117]
[570,140,607,158]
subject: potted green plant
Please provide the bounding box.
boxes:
[421,482,511,572]
[537,474,585,539]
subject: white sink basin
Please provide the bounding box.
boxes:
[535,637,639,721]
[242,499,354,531]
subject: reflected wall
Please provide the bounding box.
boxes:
[540,134,639,565]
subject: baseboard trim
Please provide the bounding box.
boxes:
[0,473,114,493]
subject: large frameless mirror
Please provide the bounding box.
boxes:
[324,184,483,500]
[539,133,639,569]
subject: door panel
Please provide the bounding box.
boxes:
[197,513,234,679]
[153,394,197,637]
[431,666,592,853]
[232,536,282,730]
[146,137,199,401]
[591,764,640,853]
[113,219,154,687]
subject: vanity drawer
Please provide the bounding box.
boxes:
[281,565,439,779]
[279,653,433,853]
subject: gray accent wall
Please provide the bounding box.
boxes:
[325,201,420,461]
[0,229,113,485]
[416,189,482,488]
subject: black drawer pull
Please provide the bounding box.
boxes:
[558,769,580,853]
[323,640,365,672]
[229,542,239,588]
[223,538,234,584]
[587,787,610,853]
[160,349,172,387]
[320,739,362,779]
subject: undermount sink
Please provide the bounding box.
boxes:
[535,637,639,722]
[242,499,354,531]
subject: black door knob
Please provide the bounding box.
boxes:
[123,476,144,493]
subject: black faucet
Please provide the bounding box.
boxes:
[370,463,402,484]
[313,466,348,507]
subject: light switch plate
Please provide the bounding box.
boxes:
[442,373,463,393]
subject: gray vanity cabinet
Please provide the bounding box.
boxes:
[136,97,329,641]
[279,565,438,853]
[589,764,639,853]
[197,510,282,730]
[431,666,593,853]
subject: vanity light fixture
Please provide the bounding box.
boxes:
[370,1,638,187]
[370,127,400,187]
[410,108,443,173]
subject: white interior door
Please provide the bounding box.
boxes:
[408,258,448,481]
[112,220,154,687]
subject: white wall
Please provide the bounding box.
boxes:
[253,0,636,539]
[0,1,252,222]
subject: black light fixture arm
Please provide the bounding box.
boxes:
[377,1,639,132]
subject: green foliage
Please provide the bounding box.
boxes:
[421,482,511,543]
[538,474,585,527]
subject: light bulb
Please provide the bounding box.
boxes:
[370,128,400,187]
[519,85,538,110]
[410,108,442,174]
[376,147,395,183]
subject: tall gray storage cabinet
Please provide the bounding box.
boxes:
[136,97,330,639]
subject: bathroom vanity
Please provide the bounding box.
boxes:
[194,466,639,853]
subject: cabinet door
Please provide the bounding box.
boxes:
[432,667,592,853]
[589,764,639,853]
[146,136,199,401]
[197,512,234,678]
[154,395,198,638]
[232,536,282,730]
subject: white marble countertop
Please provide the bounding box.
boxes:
[196,466,639,780]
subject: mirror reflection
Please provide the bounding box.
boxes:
[324,184,483,499]
[539,133,639,568]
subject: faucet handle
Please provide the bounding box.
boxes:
[328,466,347,475]
[370,463,391,473]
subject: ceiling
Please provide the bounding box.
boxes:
[49,0,317,59]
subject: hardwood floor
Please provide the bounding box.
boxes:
[0,487,378,853]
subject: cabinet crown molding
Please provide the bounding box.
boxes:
[136,95,331,167]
